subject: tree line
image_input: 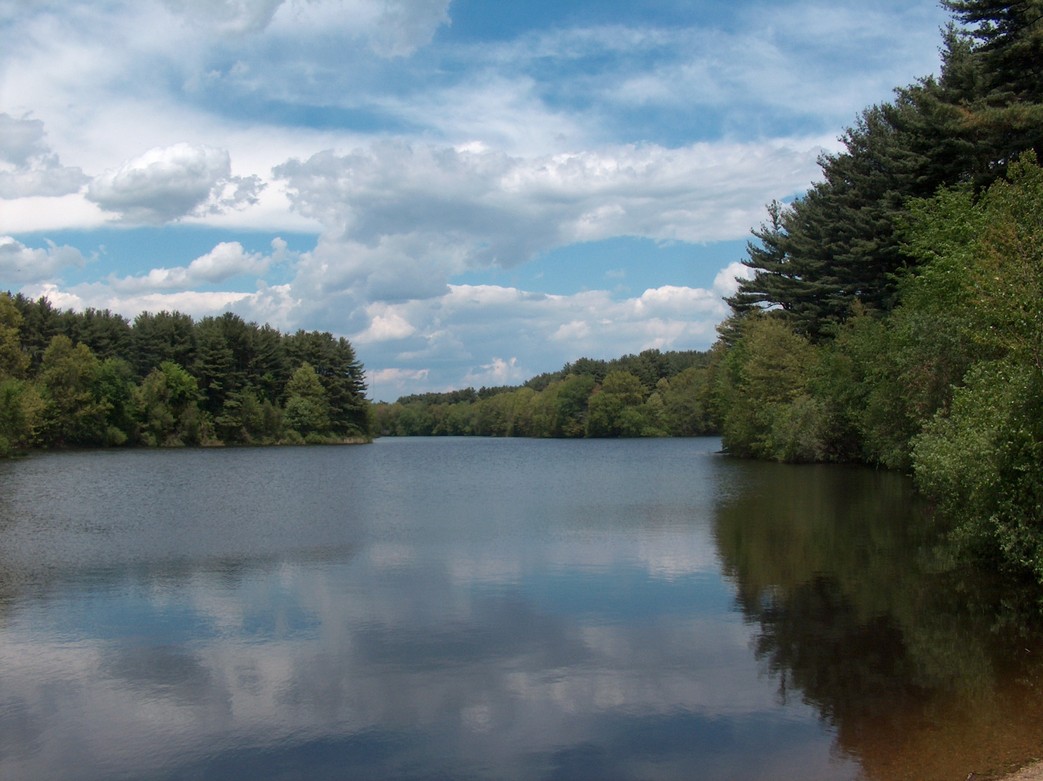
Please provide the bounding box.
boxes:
[374,349,716,438]
[0,295,372,454]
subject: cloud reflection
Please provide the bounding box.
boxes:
[0,440,855,781]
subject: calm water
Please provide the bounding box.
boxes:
[1,438,1041,781]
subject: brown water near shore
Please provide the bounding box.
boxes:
[713,456,1043,781]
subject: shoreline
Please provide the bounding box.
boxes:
[1002,761,1043,780]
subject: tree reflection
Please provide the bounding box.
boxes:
[713,459,1043,781]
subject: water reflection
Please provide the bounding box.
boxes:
[0,440,859,781]
[3,440,1040,780]
[714,459,1043,780]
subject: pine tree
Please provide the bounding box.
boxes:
[727,2,1043,337]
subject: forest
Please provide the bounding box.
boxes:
[378,1,1043,595]
[0,296,372,452]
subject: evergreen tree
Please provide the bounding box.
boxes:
[0,293,28,379]
[13,294,62,371]
[285,330,369,435]
[192,316,238,415]
[130,311,196,378]
[60,307,132,361]
[945,0,1043,104]
[728,2,1043,336]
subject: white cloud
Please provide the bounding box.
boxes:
[367,0,452,57]
[354,304,417,344]
[0,112,52,167]
[712,261,755,298]
[109,239,281,293]
[0,194,110,233]
[0,113,88,198]
[597,3,944,123]
[462,356,524,388]
[0,236,86,284]
[366,367,431,398]
[34,283,258,322]
[274,137,825,311]
[232,0,453,56]
[85,143,264,224]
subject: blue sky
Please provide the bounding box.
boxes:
[1,0,950,400]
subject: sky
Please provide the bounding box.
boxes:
[0,0,951,401]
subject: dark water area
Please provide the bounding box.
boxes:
[0,438,1041,780]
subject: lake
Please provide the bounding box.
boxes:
[1,437,1041,780]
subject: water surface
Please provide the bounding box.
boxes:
[0,438,1040,780]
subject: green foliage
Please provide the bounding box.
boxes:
[284,362,331,436]
[94,357,137,446]
[131,310,197,378]
[548,374,596,437]
[716,153,1043,586]
[906,154,1043,588]
[712,3,1043,598]
[0,295,373,452]
[716,316,825,461]
[285,330,369,435]
[12,294,62,371]
[655,366,716,436]
[586,371,648,437]
[60,307,132,361]
[0,293,29,379]
[37,334,109,447]
[914,360,1043,585]
[375,349,719,439]
[214,389,283,444]
[135,361,206,447]
[0,378,42,456]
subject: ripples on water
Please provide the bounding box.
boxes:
[0,438,1040,780]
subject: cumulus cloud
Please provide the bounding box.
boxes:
[0,235,86,283]
[462,356,525,388]
[712,261,755,298]
[86,143,264,224]
[367,367,430,395]
[36,282,261,323]
[354,303,418,344]
[0,113,88,198]
[275,137,823,311]
[110,239,280,292]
